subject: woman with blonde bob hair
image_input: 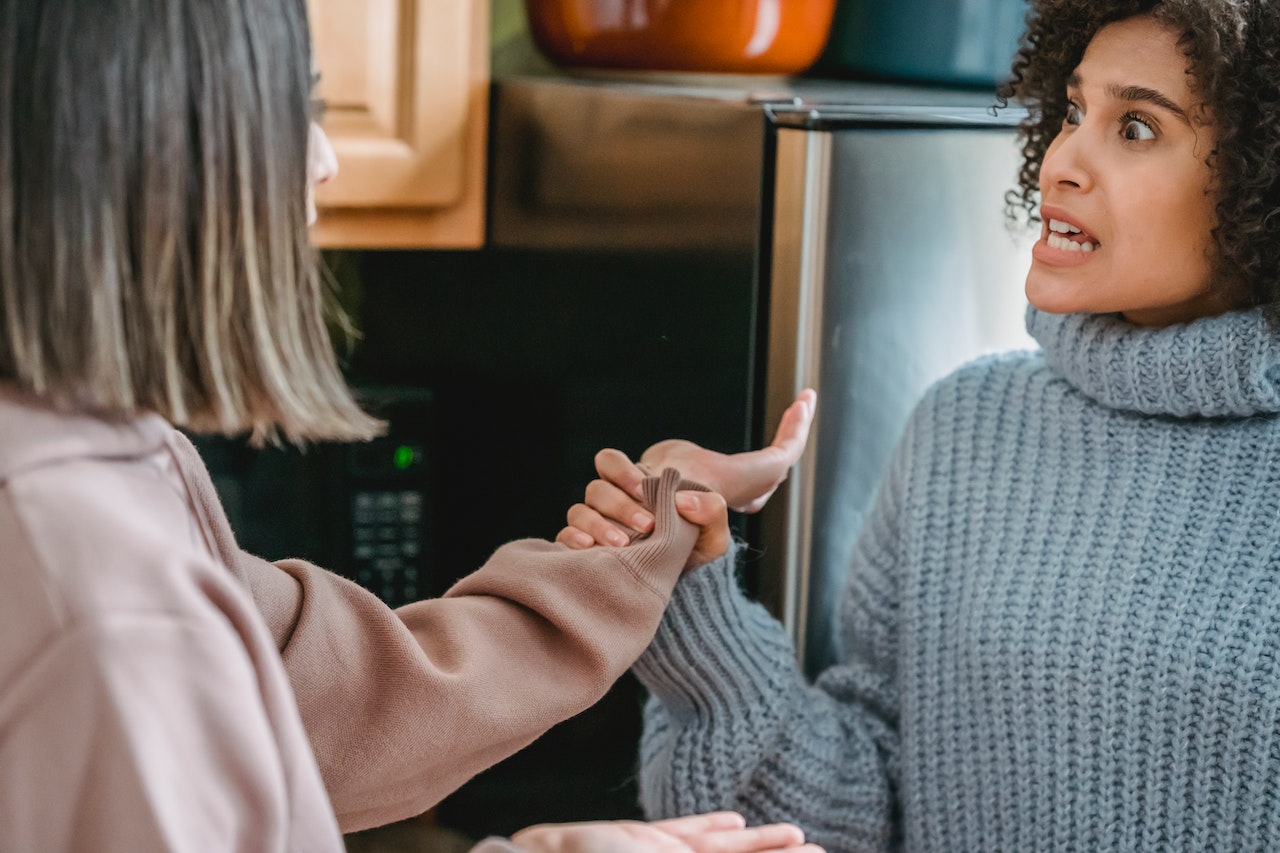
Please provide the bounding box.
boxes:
[0,1,824,851]
[0,0,376,443]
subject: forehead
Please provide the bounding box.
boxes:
[1075,15,1196,104]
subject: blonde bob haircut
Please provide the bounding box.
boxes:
[0,0,381,444]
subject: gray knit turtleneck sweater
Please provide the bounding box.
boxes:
[633,307,1280,852]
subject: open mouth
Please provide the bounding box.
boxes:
[1046,218,1101,253]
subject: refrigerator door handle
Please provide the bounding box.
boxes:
[760,127,832,662]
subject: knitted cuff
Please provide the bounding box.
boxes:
[632,546,803,724]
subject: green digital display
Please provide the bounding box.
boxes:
[393,445,415,470]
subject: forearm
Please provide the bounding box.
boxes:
[286,547,673,829]
[634,555,897,852]
[247,469,701,832]
[177,422,700,830]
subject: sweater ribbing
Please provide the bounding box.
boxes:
[635,307,1280,852]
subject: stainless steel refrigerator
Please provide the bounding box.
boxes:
[489,75,1034,678]
[755,102,1033,674]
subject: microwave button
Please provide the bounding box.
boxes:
[374,556,402,573]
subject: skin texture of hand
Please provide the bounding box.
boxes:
[555,477,729,570]
[509,811,824,853]
[557,389,816,551]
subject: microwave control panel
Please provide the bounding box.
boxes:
[343,436,431,608]
[190,386,437,610]
[351,488,425,601]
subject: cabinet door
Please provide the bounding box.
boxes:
[308,0,488,248]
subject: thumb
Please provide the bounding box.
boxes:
[675,489,729,569]
[727,389,817,513]
[772,388,817,462]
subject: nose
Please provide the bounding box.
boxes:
[308,122,338,187]
[1039,122,1093,194]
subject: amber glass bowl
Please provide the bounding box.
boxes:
[525,0,837,75]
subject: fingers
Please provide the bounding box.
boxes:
[689,826,816,853]
[595,447,647,500]
[676,489,730,569]
[561,501,629,548]
[555,515,596,549]
[586,478,654,534]
[561,485,729,566]
[771,389,817,463]
[510,818,825,853]
[657,816,818,853]
[558,475,657,549]
[694,825,804,853]
[727,390,818,514]
[649,812,746,834]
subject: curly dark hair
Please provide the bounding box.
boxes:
[997,0,1280,321]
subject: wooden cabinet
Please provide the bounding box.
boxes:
[308,0,489,248]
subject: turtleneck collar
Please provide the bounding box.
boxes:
[1026,306,1280,418]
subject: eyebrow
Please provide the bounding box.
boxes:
[1066,72,1192,126]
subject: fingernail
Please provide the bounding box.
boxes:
[572,531,593,548]
[631,512,653,531]
[606,529,627,546]
[675,493,700,512]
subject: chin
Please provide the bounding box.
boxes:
[1024,274,1089,316]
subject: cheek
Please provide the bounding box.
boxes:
[1128,179,1215,261]
[1118,192,1216,301]
[1164,189,1218,268]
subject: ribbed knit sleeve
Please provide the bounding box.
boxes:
[634,421,912,853]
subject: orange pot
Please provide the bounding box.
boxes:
[525,0,837,75]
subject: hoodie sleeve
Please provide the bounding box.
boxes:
[168,430,707,832]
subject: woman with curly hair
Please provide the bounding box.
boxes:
[561,0,1280,849]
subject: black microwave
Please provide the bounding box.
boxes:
[189,386,439,607]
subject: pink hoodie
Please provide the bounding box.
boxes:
[0,384,703,848]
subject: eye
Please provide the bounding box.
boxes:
[1064,100,1083,127]
[1120,112,1156,141]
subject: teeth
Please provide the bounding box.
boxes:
[1049,218,1081,234]
[1047,233,1097,253]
